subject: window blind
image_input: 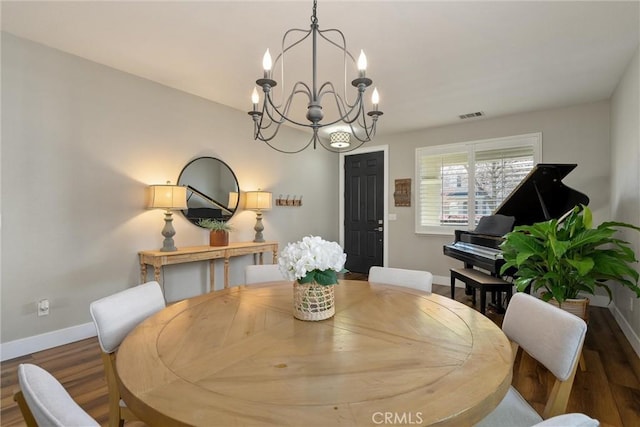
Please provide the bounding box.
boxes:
[415,133,541,234]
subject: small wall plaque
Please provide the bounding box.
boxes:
[275,195,303,207]
[394,179,411,207]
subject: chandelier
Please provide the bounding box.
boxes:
[248,0,383,153]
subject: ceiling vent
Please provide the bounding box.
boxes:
[459,111,484,120]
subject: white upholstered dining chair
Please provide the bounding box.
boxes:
[89,281,166,427]
[531,413,599,426]
[14,363,100,427]
[245,264,284,284]
[368,266,433,293]
[474,292,588,427]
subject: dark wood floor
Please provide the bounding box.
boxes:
[2,281,639,426]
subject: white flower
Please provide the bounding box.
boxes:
[278,236,347,284]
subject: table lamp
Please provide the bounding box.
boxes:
[244,190,272,243]
[228,191,239,210]
[148,182,188,252]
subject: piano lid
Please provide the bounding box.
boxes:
[494,163,589,226]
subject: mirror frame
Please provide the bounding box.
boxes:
[177,156,240,227]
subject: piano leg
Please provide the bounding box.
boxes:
[488,291,504,314]
[488,287,513,314]
[450,275,456,299]
[464,264,474,296]
[450,268,513,315]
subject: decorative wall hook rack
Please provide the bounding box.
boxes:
[276,194,303,207]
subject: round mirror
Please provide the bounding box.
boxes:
[177,157,240,227]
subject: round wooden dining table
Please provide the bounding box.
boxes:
[116,280,512,426]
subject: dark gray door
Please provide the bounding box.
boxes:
[344,151,384,273]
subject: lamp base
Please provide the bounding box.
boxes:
[160,211,178,252]
[253,211,265,243]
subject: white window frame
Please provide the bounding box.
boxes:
[415,132,542,235]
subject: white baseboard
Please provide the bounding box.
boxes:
[580,293,610,308]
[611,304,640,359]
[0,322,96,362]
[433,274,451,287]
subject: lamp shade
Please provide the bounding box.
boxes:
[245,191,272,211]
[330,131,351,148]
[228,191,239,209]
[148,184,187,210]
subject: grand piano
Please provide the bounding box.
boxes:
[443,163,590,276]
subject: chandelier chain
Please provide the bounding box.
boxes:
[311,0,318,25]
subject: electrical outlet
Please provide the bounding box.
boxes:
[37,299,49,316]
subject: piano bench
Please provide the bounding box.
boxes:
[450,268,513,315]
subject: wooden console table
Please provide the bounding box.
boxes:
[139,242,278,291]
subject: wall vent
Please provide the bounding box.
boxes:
[459,111,484,120]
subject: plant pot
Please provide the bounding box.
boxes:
[209,230,229,247]
[548,297,590,322]
[293,281,335,321]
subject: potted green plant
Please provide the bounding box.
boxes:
[500,205,640,318]
[197,219,233,247]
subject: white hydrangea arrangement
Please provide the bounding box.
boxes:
[278,236,347,286]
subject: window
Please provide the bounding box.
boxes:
[415,133,541,234]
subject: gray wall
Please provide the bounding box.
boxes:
[3,32,638,358]
[1,34,339,344]
[376,101,611,282]
[610,47,640,351]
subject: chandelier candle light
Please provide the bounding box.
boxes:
[279,236,347,321]
[248,0,383,153]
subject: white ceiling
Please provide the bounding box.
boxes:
[2,1,639,136]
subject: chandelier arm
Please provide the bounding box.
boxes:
[316,27,359,106]
[265,84,377,135]
[252,104,278,140]
[316,88,371,134]
[254,92,295,141]
[332,96,377,143]
[264,81,311,122]
[272,28,312,107]
[255,112,320,146]
[317,83,365,125]
[344,92,381,141]
[355,107,379,142]
[356,113,376,135]
[253,105,283,140]
[263,132,316,154]
[258,114,370,154]
[275,28,312,65]
[317,28,356,63]
[260,99,288,126]
[263,83,322,129]
[349,112,378,143]
[256,113,280,133]
[255,123,283,143]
